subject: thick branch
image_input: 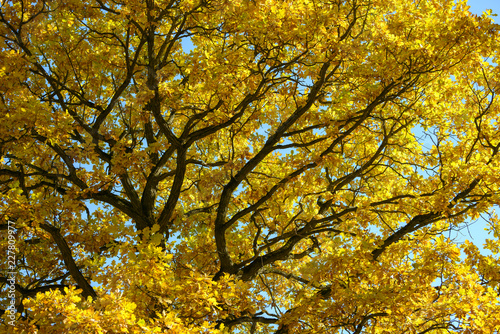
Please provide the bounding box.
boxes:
[39,223,97,300]
[214,62,334,275]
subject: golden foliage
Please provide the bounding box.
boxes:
[1,0,500,333]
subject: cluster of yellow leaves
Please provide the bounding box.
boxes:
[1,0,500,333]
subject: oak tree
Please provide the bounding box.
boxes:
[1,0,500,332]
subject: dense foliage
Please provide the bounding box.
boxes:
[1,0,500,332]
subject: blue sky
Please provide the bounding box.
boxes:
[468,0,500,16]
[450,0,500,254]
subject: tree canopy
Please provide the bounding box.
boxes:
[1,0,500,332]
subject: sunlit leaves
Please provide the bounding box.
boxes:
[1,0,500,333]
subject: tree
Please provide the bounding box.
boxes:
[1,0,500,332]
